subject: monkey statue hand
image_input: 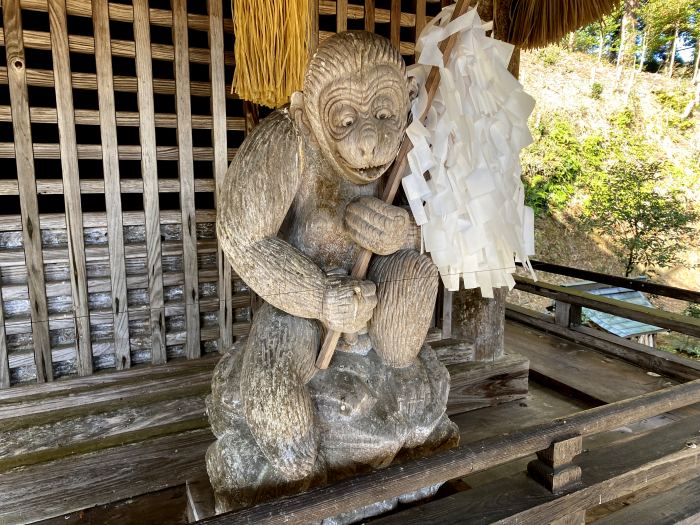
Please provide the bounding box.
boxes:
[344,196,410,256]
[321,273,377,333]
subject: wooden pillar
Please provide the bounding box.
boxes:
[528,434,583,494]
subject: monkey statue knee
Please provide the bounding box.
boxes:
[207,31,458,514]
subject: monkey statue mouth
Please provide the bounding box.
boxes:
[337,155,394,184]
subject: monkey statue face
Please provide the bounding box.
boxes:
[291,32,411,185]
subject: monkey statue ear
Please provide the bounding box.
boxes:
[408,76,419,102]
[290,91,312,139]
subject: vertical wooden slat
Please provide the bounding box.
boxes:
[415,0,426,42]
[208,0,233,353]
[336,0,347,32]
[3,0,53,383]
[172,0,200,359]
[390,0,400,48]
[133,0,166,364]
[0,270,9,388]
[309,0,319,54]
[364,0,375,32]
[92,0,130,369]
[48,0,93,376]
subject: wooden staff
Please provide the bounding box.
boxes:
[316,0,471,369]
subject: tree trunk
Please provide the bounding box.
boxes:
[638,31,647,73]
[668,23,679,78]
[616,0,638,80]
[681,78,700,120]
[693,40,700,83]
[568,31,576,52]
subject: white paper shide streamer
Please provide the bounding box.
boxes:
[403,6,537,298]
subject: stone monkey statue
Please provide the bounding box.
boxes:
[216,32,439,482]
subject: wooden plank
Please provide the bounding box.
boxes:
[505,320,676,404]
[0,354,218,403]
[0,66,235,98]
[0,27,235,66]
[2,0,53,383]
[446,353,529,415]
[208,0,233,353]
[0,428,212,525]
[594,475,700,525]
[0,270,8,388]
[186,477,216,522]
[515,275,700,338]
[36,486,188,525]
[318,0,416,27]
[49,0,93,376]
[373,413,700,525]
[390,0,401,48]
[0,142,237,160]
[198,379,700,524]
[526,259,700,303]
[0,177,216,195]
[172,0,200,359]
[0,105,245,130]
[336,0,347,32]
[506,304,700,383]
[0,0,235,33]
[309,0,319,54]
[364,0,374,31]
[0,373,211,430]
[415,0,426,41]
[92,0,130,370]
[0,209,217,232]
[133,0,166,365]
[0,396,208,471]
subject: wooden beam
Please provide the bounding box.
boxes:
[49,0,93,376]
[390,0,401,48]
[197,379,700,524]
[364,0,375,32]
[0,27,235,66]
[515,275,700,338]
[2,0,53,383]
[208,0,233,354]
[172,0,200,359]
[133,0,166,365]
[0,105,245,129]
[336,0,347,32]
[0,269,8,388]
[0,142,237,160]
[525,259,700,303]
[92,0,130,370]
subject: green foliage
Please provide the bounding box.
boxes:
[685,303,700,319]
[654,89,696,131]
[582,160,698,276]
[537,46,562,66]
[590,82,604,99]
[521,115,589,213]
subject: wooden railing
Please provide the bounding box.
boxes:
[196,379,700,524]
[509,260,700,382]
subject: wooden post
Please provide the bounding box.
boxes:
[92,0,131,370]
[133,0,167,364]
[3,0,53,383]
[452,288,506,361]
[172,0,201,359]
[208,0,234,353]
[528,434,583,494]
[555,301,582,328]
[0,269,8,388]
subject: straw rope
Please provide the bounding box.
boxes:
[231,0,309,108]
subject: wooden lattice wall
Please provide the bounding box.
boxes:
[0,0,443,388]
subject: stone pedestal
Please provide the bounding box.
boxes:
[205,339,459,524]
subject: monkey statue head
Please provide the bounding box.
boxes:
[290,32,413,185]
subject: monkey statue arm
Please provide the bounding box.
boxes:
[217,111,376,332]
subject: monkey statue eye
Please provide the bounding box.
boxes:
[342,116,355,127]
[376,109,392,120]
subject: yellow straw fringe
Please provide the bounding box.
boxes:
[232,0,310,108]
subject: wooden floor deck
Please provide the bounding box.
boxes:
[2,318,699,524]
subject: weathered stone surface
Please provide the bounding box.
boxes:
[206,340,458,517]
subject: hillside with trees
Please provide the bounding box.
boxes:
[513,0,699,356]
